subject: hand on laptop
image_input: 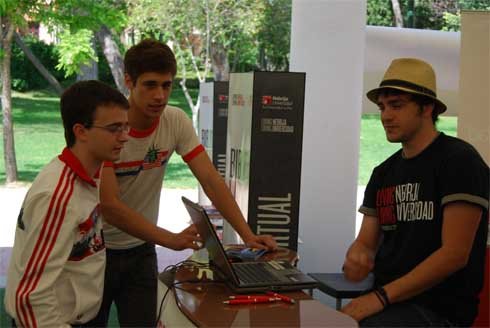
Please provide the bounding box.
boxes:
[244,234,278,251]
[169,224,203,250]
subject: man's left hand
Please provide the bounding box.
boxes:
[340,292,384,322]
[244,234,277,251]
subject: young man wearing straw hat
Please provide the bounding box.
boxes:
[341,58,489,327]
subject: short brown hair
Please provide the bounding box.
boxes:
[124,39,177,83]
[61,80,129,147]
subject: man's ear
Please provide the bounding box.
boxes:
[73,123,88,143]
[124,73,134,90]
[422,103,435,119]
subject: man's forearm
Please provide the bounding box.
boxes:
[201,172,255,241]
[101,200,176,247]
[385,204,482,304]
[384,246,467,304]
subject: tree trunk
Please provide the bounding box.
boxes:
[96,25,128,96]
[177,55,199,132]
[77,35,98,81]
[14,32,64,96]
[391,0,404,27]
[407,0,415,28]
[210,42,229,81]
[1,18,18,183]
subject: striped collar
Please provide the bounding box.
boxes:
[58,148,97,187]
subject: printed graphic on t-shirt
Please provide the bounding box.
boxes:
[376,182,434,231]
[114,145,169,177]
[69,205,104,261]
[142,145,168,170]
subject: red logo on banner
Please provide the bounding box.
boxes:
[262,95,273,105]
[218,94,228,103]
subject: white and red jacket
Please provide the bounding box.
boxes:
[102,105,204,249]
[4,148,105,327]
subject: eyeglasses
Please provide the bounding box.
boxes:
[88,123,130,134]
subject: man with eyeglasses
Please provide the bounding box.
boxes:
[4,80,129,327]
[341,58,489,327]
[91,39,277,327]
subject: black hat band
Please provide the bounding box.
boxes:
[380,79,437,98]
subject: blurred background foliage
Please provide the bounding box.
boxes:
[8,0,488,94]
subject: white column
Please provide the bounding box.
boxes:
[458,11,490,166]
[290,0,366,273]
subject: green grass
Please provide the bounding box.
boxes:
[0,90,457,187]
[0,88,199,188]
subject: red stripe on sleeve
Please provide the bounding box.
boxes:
[182,144,205,163]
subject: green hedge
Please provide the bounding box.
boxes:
[11,36,71,91]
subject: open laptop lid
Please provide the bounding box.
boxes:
[182,196,241,285]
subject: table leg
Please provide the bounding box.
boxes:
[336,298,342,310]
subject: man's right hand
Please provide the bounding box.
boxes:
[168,224,203,250]
[342,243,374,282]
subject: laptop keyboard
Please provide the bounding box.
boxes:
[233,262,283,284]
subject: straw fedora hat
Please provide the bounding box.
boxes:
[366,58,447,114]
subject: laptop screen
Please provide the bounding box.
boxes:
[182,197,240,284]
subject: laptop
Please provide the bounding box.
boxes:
[182,196,318,293]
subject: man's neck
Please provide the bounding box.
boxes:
[128,98,156,130]
[402,127,439,159]
[69,145,101,178]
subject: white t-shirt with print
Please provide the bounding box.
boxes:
[102,105,203,249]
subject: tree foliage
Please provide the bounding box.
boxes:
[128,0,268,128]
[442,0,490,31]
[1,0,128,183]
[41,0,127,77]
[128,0,262,77]
[257,0,291,71]
[367,0,489,31]
[367,0,397,26]
[56,29,97,77]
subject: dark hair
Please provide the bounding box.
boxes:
[60,80,129,147]
[377,88,439,124]
[124,39,177,83]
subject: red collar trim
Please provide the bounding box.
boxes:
[58,148,97,187]
[129,118,159,138]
